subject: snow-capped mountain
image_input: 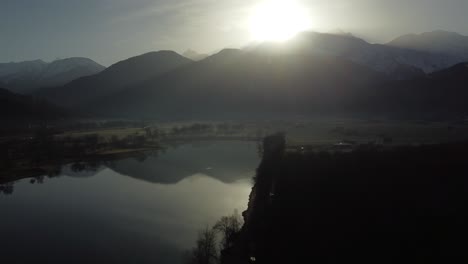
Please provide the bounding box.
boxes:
[0,57,105,94]
[251,31,467,78]
[34,51,192,107]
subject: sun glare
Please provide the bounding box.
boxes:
[249,0,311,42]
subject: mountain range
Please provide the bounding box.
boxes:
[24,30,468,119]
[34,51,192,107]
[0,58,105,94]
[255,31,467,76]
[88,48,385,119]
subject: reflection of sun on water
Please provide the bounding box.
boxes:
[249,0,311,42]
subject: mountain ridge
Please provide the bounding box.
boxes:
[87,48,387,119]
[19,30,468,120]
[387,30,468,59]
[277,31,465,74]
[0,58,105,94]
[34,51,193,107]
[86,46,468,119]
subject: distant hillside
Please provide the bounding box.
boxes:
[0,88,67,120]
[89,47,468,119]
[388,30,468,59]
[25,31,468,120]
[35,51,193,107]
[373,62,468,117]
[0,58,105,94]
[88,48,386,119]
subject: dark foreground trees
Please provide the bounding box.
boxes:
[235,134,468,264]
[187,211,243,264]
[213,210,242,251]
[189,227,219,264]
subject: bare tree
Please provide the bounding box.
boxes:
[213,210,243,251]
[187,211,243,264]
[190,226,219,264]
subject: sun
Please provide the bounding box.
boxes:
[249,0,311,42]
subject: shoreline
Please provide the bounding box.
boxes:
[0,136,260,185]
[0,147,159,185]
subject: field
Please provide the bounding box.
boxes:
[58,127,146,140]
[282,118,468,146]
[56,118,468,148]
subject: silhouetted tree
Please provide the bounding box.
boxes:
[189,226,219,264]
[214,210,243,251]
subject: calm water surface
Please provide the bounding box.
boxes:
[0,141,259,264]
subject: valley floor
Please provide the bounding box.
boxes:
[3,118,468,185]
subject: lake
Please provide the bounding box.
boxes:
[0,141,260,264]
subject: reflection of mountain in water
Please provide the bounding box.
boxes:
[107,141,259,184]
[0,141,259,195]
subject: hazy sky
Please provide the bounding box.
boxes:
[2,0,468,66]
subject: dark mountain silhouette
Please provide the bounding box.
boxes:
[0,58,104,94]
[88,48,386,119]
[388,30,468,59]
[373,62,468,117]
[91,48,468,119]
[16,31,468,120]
[0,88,67,120]
[34,51,193,107]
